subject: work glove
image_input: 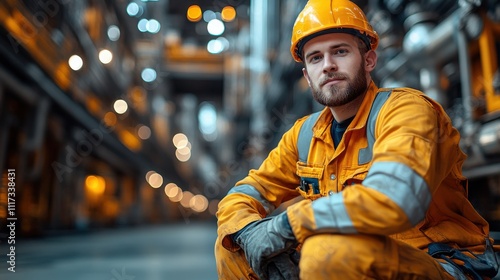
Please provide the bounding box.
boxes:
[266,251,300,280]
[233,211,299,279]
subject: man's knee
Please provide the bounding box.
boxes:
[299,234,387,278]
[298,234,450,280]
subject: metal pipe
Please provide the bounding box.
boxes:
[456,24,475,134]
[25,61,156,174]
[0,65,39,106]
[462,118,500,172]
[376,8,462,81]
[24,97,50,150]
[0,57,154,176]
[22,97,51,179]
[463,162,500,179]
[249,0,270,154]
[478,119,500,155]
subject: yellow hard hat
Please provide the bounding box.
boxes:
[290,0,379,62]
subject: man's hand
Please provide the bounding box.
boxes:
[234,211,298,279]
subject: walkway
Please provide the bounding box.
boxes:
[0,221,218,280]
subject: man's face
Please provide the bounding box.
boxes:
[302,33,369,107]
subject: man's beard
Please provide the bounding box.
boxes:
[311,61,368,107]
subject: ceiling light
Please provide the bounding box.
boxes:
[126,2,141,17]
[207,39,223,54]
[107,25,120,41]
[221,6,236,22]
[207,19,224,36]
[113,99,128,114]
[141,68,157,83]
[68,54,83,71]
[146,19,161,33]
[203,10,216,22]
[137,125,151,140]
[187,5,202,22]
[98,49,113,64]
[137,18,148,32]
[147,172,163,188]
[173,133,188,149]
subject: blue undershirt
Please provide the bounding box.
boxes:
[331,116,355,148]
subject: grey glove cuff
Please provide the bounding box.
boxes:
[274,211,294,240]
[233,211,295,247]
[231,220,258,243]
[232,211,298,279]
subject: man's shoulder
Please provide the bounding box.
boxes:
[378,87,425,96]
[378,87,442,115]
[379,87,437,106]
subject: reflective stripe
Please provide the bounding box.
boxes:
[312,193,357,233]
[227,184,275,214]
[358,90,392,165]
[362,162,431,225]
[297,111,321,163]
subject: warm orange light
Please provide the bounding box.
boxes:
[85,175,106,195]
[187,5,202,22]
[180,191,194,208]
[190,194,209,212]
[165,183,181,198]
[119,129,141,151]
[130,86,146,103]
[86,96,101,115]
[173,133,189,148]
[103,112,117,127]
[221,6,236,22]
[147,172,163,188]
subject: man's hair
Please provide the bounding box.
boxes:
[355,36,369,55]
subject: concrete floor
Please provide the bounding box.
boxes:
[3,222,500,280]
[0,221,218,280]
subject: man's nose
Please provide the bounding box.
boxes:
[322,55,337,73]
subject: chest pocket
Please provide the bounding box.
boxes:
[296,161,324,200]
[296,90,392,198]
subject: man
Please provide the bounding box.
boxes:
[215,0,499,279]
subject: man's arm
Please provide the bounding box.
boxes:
[216,116,308,251]
[287,89,458,243]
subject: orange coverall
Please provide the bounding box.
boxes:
[215,81,493,279]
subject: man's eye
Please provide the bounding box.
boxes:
[310,55,322,63]
[334,49,348,55]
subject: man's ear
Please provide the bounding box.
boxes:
[302,67,311,87]
[364,50,377,71]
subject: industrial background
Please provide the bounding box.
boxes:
[0,0,499,279]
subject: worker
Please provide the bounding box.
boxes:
[214,0,499,279]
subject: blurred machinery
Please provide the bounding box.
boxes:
[366,0,500,228]
[0,0,235,235]
[0,0,499,236]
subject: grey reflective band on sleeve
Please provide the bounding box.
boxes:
[297,111,321,163]
[227,184,276,214]
[362,161,432,226]
[358,90,392,165]
[311,193,357,233]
